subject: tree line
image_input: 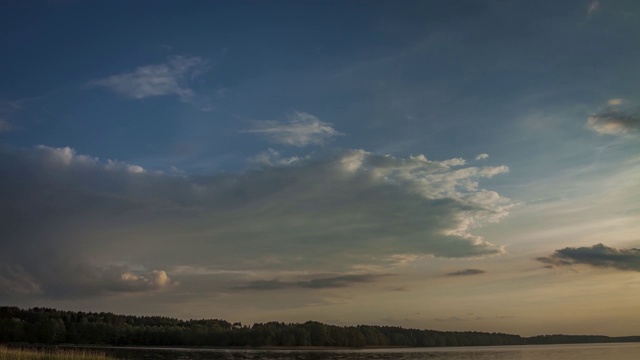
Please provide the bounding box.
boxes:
[1,306,638,347]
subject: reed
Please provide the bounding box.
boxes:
[0,346,113,360]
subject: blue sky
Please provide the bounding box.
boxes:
[1,0,640,336]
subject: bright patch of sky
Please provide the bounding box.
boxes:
[1,0,639,336]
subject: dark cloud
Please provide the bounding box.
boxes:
[0,145,510,299]
[40,265,174,298]
[445,269,486,276]
[587,110,640,136]
[538,243,640,271]
[234,274,393,291]
[0,261,174,299]
[0,264,40,296]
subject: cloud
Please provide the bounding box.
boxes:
[245,111,342,147]
[33,145,146,173]
[88,56,209,102]
[538,244,640,271]
[0,145,510,299]
[608,99,623,106]
[235,274,392,290]
[120,269,173,290]
[587,110,640,136]
[445,269,486,276]
[47,265,176,297]
[0,260,175,298]
[475,153,489,160]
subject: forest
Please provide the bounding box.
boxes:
[1,306,638,348]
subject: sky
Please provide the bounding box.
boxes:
[1,0,639,337]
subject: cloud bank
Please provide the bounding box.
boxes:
[538,244,640,271]
[0,145,510,299]
[88,56,209,102]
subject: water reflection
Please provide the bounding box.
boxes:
[95,343,640,360]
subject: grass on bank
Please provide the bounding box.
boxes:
[0,346,112,360]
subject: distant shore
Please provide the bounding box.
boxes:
[2,306,639,349]
[7,342,640,353]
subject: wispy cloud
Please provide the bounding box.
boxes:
[248,148,303,167]
[538,243,640,271]
[475,153,489,160]
[0,119,12,133]
[434,316,464,322]
[608,98,623,106]
[245,111,342,147]
[445,269,486,276]
[434,314,511,322]
[88,56,209,102]
[587,1,600,18]
[0,99,23,133]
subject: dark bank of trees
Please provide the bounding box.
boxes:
[1,306,638,348]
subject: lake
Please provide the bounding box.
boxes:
[94,343,640,360]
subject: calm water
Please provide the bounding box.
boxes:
[90,343,640,360]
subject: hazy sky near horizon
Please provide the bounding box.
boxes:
[1,0,639,336]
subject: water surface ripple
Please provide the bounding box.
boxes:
[99,343,640,360]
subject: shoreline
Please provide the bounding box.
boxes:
[13,342,639,352]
